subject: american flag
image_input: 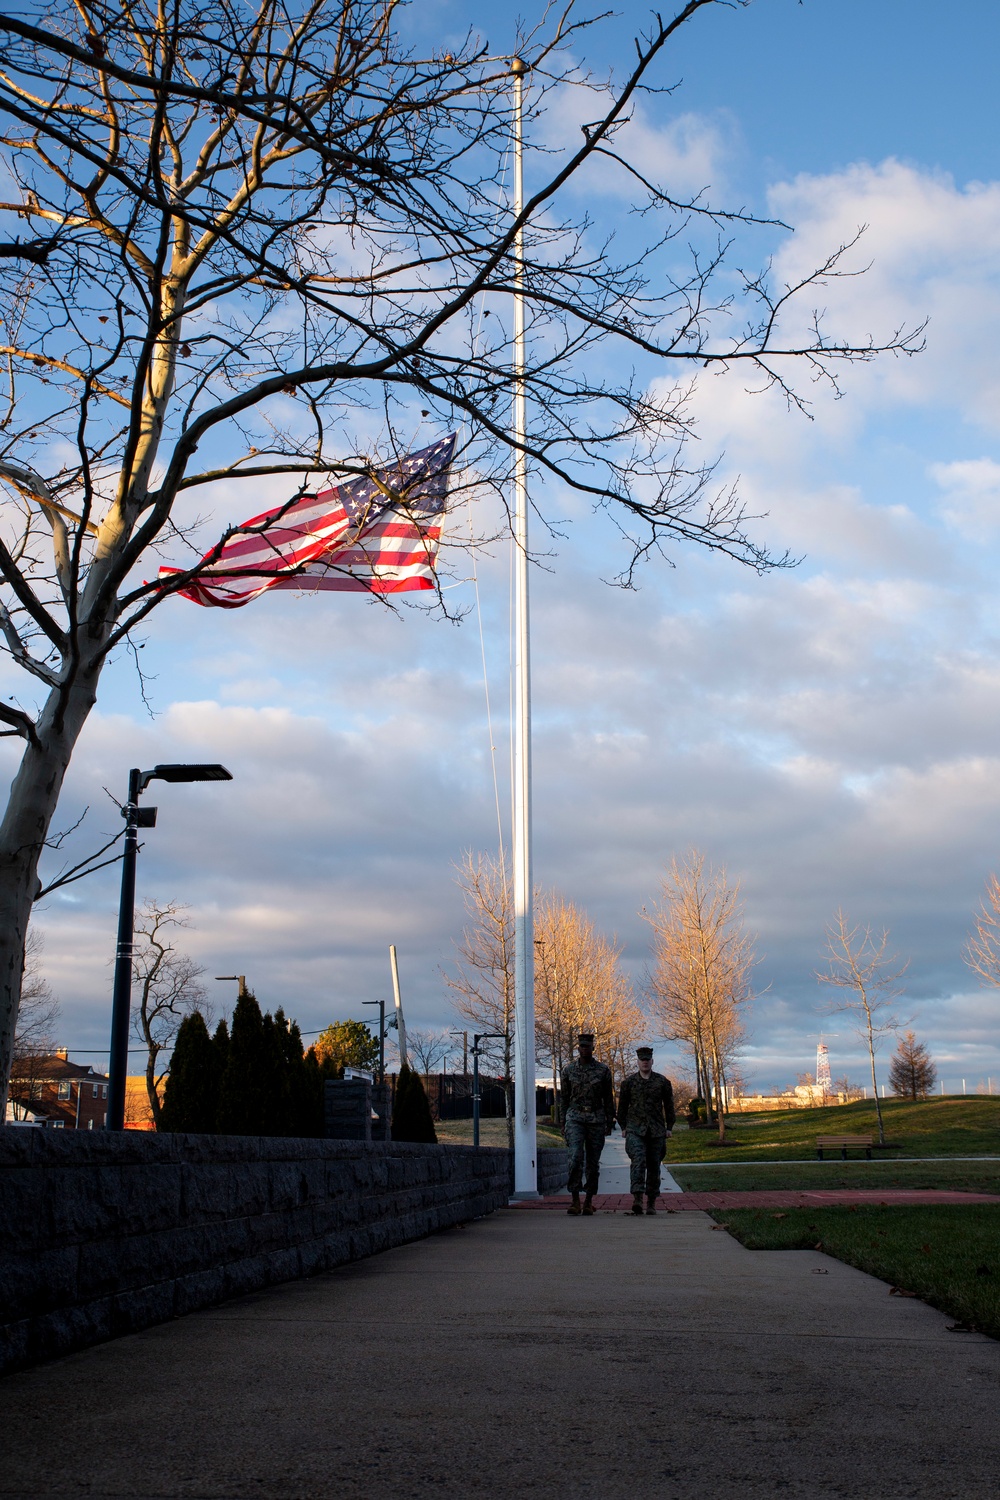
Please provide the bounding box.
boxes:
[159,434,456,608]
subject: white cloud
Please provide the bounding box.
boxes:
[931,457,1000,540]
[545,86,737,203]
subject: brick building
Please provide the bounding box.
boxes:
[6,1050,110,1129]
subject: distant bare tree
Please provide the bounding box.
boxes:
[535,892,646,1109]
[7,928,60,1118]
[965,874,1000,987]
[131,901,208,1129]
[445,852,517,1147]
[13,929,58,1057]
[817,912,908,1145]
[645,851,757,1143]
[407,1029,453,1078]
[888,1031,937,1101]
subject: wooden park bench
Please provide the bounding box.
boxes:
[816,1133,873,1160]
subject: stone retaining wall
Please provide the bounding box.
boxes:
[537,1147,569,1196]
[0,1130,510,1376]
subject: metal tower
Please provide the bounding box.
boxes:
[816,1040,832,1096]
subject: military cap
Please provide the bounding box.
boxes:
[635,1046,654,1060]
[577,1032,595,1046]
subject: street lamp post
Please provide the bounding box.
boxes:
[106,762,232,1131]
[471,1032,504,1148]
[362,996,387,1083]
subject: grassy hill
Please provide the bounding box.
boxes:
[668,1096,1000,1164]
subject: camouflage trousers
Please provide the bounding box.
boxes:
[625,1130,666,1197]
[564,1115,607,1196]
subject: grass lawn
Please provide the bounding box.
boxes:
[713,1204,1000,1339]
[668,1096,1000,1163]
[432,1117,564,1148]
[671,1160,1000,1193]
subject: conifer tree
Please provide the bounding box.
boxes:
[216,992,271,1134]
[391,1063,438,1144]
[304,1045,340,1137]
[213,1018,230,1073]
[160,1012,223,1133]
[888,1031,937,1100]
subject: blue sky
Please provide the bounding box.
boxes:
[14,0,1000,1094]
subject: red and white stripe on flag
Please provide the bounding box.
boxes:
[158,434,454,608]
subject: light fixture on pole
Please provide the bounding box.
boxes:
[362,997,388,1083]
[471,1032,504,1149]
[509,55,538,1198]
[216,974,249,998]
[106,762,232,1131]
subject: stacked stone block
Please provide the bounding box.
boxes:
[0,1130,510,1376]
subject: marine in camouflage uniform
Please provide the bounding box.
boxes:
[616,1046,675,1215]
[560,1032,615,1215]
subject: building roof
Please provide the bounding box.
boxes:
[13,1054,108,1082]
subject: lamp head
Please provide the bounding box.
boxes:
[139,763,232,792]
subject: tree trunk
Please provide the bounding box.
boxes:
[715,1057,728,1143]
[867,1032,886,1144]
[0,659,104,1112]
[145,1050,163,1129]
[709,1051,726,1143]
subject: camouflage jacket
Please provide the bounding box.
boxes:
[560,1058,615,1126]
[616,1071,675,1137]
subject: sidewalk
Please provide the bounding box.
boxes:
[2,1202,998,1497]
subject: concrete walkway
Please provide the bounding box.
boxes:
[3,1206,998,1498]
[589,1127,685,1194]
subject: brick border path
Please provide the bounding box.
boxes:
[515,1189,1000,1211]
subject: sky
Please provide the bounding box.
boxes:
[11,0,1000,1093]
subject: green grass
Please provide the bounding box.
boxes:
[432,1118,565,1148]
[713,1204,1000,1338]
[671,1160,1000,1193]
[667,1096,1000,1163]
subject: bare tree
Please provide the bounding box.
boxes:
[444,851,516,1146]
[130,900,208,1129]
[817,911,908,1145]
[7,927,60,1118]
[965,874,1000,986]
[0,0,922,1111]
[645,851,757,1143]
[406,1028,453,1078]
[535,892,646,1110]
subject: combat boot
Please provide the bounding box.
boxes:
[645,1194,658,1215]
[631,1193,644,1216]
[567,1193,582,1216]
[581,1194,596,1215]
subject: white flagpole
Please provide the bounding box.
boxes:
[509,56,537,1199]
[389,944,408,1067]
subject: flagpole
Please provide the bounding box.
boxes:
[509,56,538,1199]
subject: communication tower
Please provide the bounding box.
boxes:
[816,1040,832,1096]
